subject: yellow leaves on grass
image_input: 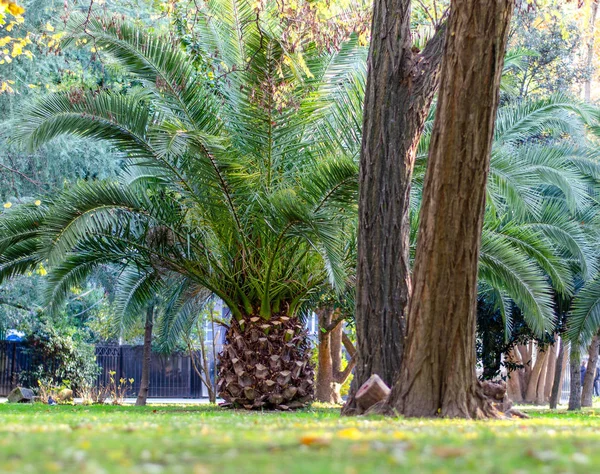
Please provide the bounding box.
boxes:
[3,201,12,209]
[337,427,362,440]
[299,432,332,447]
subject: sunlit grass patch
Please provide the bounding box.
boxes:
[0,404,599,473]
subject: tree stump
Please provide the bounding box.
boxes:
[356,374,390,412]
[7,387,34,403]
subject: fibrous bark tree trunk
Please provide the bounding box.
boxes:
[549,337,566,409]
[217,314,315,410]
[136,304,154,406]
[388,0,514,419]
[345,0,447,415]
[581,335,599,407]
[568,347,582,411]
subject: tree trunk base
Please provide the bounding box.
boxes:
[217,314,315,410]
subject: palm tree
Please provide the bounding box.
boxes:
[0,5,365,409]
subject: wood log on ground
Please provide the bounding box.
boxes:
[7,387,34,403]
[355,374,391,412]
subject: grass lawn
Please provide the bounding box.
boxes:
[1,404,600,473]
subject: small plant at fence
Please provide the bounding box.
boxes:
[108,371,134,405]
[78,382,110,405]
[36,378,74,404]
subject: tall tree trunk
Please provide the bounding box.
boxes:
[330,319,344,404]
[316,308,335,403]
[582,335,599,407]
[136,304,154,406]
[525,346,547,403]
[516,343,532,400]
[506,349,523,403]
[345,0,446,415]
[199,325,216,403]
[388,0,514,419]
[543,342,558,403]
[549,338,566,409]
[534,350,549,405]
[568,347,582,411]
[584,0,599,102]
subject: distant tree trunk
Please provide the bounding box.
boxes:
[316,308,356,404]
[388,0,514,419]
[544,342,558,402]
[582,335,599,407]
[549,338,566,409]
[506,349,523,403]
[517,344,533,400]
[329,320,345,404]
[525,346,548,403]
[584,0,599,102]
[345,0,446,415]
[136,304,154,406]
[568,347,582,411]
[534,350,549,405]
[316,308,335,403]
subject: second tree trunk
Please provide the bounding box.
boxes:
[388,0,514,419]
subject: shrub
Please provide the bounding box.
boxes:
[20,324,100,393]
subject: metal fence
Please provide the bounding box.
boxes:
[0,341,36,396]
[0,342,212,398]
[95,345,208,398]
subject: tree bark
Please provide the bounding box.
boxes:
[506,349,523,403]
[543,342,558,403]
[568,346,582,411]
[584,0,599,102]
[534,350,549,405]
[549,337,566,409]
[316,308,355,404]
[345,0,447,415]
[388,0,514,419]
[316,308,335,403]
[136,304,154,406]
[525,346,547,403]
[582,335,599,407]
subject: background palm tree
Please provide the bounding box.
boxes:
[0,4,366,409]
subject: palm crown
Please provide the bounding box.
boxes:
[0,4,366,408]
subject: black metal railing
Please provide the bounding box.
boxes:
[0,342,212,398]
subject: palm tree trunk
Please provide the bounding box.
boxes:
[549,338,566,409]
[568,347,582,411]
[217,314,315,409]
[136,304,154,406]
[582,335,599,407]
[525,346,547,403]
[543,342,558,403]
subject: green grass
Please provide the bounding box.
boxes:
[1,403,600,473]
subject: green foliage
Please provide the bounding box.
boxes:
[508,1,588,99]
[0,2,365,349]
[19,319,100,392]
